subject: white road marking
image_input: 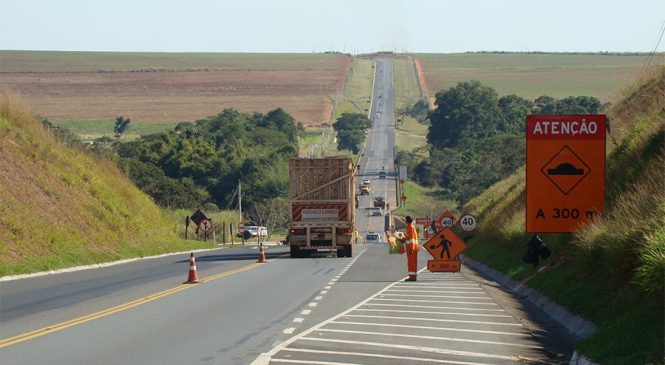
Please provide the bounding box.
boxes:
[300,310,311,315]
[389,287,485,292]
[364,302,506,312]
[344,314,522,327]
[315,328,540,349]
[324,286,331,290]
[299,337,524,361]
[332,320,527,337]
[315,296,323,300]
[282,328,295,335]
[280,348,496,365]
[308,302,318,307]
[272,359,362,365]
[320,290,328,295]
[371,297,500,306]
[293,318,304,323]
[356,308,511,318]
[379,293,494,300]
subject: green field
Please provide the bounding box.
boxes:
[0,50,346,72]
[394,181,457,219]
[334,58,375,118]
[417,53,665,102]
[395,115,428,153]
[392,57,422,108]
[54,119,176,140]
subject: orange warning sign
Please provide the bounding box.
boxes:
[427,260,461,272]
[526,115,606,233]
[424,228,466,272]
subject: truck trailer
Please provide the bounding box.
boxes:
[288,157,356,258]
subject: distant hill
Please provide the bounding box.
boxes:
[0,93,210,277]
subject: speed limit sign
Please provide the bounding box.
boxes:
[459,214,477,232]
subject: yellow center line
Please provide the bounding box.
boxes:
[0,261,268,349]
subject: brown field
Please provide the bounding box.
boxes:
[0,51,352,126]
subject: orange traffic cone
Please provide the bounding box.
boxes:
[184,252,200,284]
[257,243,266,263]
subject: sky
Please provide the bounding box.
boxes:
[1,0,664,53]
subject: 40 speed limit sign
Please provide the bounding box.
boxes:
[459,214,477,232]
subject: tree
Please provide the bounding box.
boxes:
[114,116,131,140]
[247,197,290,240]
[427,81,501,150]
[333,113,371,153]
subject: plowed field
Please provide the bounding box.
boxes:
[0,52,352,126]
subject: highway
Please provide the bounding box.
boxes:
[0,59,573,365]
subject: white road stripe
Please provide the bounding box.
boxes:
[272,359,362,365]
[371,298,499,306]
[324,286,332,289]
[300,310,312,315]
[388,288,485,292]
[293,318,304,323]
[299,337,524,361]
[314,328,540,349]
[282,328,295,334]
[280,348,497,365]
[343,314,522,327]
[331,320,526,337]
[356,308,511,318]
[320,290,328,294]
[379,293,493,300]
[364,302,506,312]
[315,296,323,300]
[308,302,318,307]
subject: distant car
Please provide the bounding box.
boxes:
[379,171,386,179]
[362,179,370,185]
[365,232,380,243]
[375,113,380,118]
[370,207,383,217]
[373,196,385,208]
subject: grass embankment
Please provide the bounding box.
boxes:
[462,68,665,364]
[393,182,457,219]
[53,119,176,141]
[392,56,422,109]
[0,94,215,277]
[416,52,664,102]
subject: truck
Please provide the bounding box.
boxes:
[373,196,385,208]
[288,157,356,258]
[359,184,370,195]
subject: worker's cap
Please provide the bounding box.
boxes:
[405,215,413,223]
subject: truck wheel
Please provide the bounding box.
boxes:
[336,248,345,258]
[290,245,301,258]
[344,245,354,257]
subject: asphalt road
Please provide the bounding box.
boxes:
[0,59,574,365]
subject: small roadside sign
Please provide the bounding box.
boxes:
[238,223,245,233]
[434,210,455,231]
[526,115,606,232]
[423,227,468,272]
[459,214,477,232]
[199,219,212,232]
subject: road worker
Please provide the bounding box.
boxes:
[400,215,420,281]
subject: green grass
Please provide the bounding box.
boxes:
[460,68,665,364]
[393,181,457,219]
[416,53,665,102]
[54,119,176,139]
[392,57,422,108]
[395,115,429,152]
[334,58,375,120]
[0,50,349,72]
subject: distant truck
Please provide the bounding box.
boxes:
[288,158,356,258]
[360,184,370,195]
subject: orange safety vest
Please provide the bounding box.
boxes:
[405,223,419,251]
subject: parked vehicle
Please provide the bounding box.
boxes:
[288,158,355,258]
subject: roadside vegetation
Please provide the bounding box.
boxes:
[0,93,214,276]
[462,68,665,364]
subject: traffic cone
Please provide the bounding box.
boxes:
[257,243,266,263]
[184,252,200,284]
